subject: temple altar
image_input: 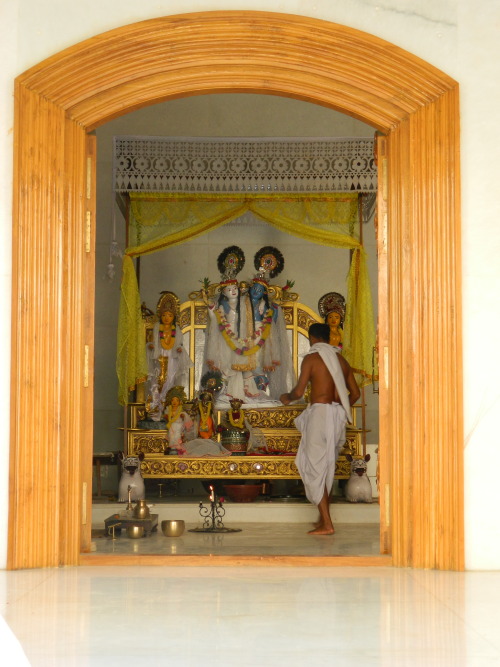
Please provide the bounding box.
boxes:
[124,293,365,483]
[126,402,364,481]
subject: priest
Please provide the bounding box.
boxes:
[280,323,360,535]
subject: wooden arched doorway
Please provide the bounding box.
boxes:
[9,11,463,570]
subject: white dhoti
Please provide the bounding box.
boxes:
[295,402,347,506]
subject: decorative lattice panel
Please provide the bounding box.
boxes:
[113,136,377,193]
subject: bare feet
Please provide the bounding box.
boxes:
[311,488,335,534]
[308,524,335,535]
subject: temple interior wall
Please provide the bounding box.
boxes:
[94,94,379,495]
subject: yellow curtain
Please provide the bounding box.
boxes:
[127,192,360,256]
[117,255,149,404]
[117,192,376,404]
[345,247,377,384]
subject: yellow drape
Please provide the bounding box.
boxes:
[127,192,360,256]
[117,192,376,404]
[117,255,149,405]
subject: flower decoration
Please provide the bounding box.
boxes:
[214,307,274,356]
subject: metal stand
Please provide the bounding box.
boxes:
[188,489,241,534]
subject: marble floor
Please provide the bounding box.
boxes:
[3,565,500,666]
[89,498,381,559]
[90,522,381,557]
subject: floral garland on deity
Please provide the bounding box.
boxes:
[166,402,183,425]
[213,305,274,356]
[228,408,246,429]
[159,324,176,341]
[164,386,187,425]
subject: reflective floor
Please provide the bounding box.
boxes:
[90,497,380,558]
[2,566,500,666]
[91,522,381,557]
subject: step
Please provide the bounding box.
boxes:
[92,498,379,528]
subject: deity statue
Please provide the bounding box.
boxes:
[202,246,250,402]
[163,386,193,456]
[318,292,346,350]
[202,245,295,405]
[145,291,193,421]
[217,397,251,455]
[193,391,216,440]
[248,277,277,393]
[245,246,295,400]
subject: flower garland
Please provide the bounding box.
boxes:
[228,410,245,429]
[214,306,274,356]
[159,324,176,340]
[166,403,183,425]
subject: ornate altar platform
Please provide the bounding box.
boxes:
[123,289,368,484]
[126,402,364,481]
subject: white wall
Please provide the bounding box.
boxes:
[1,0,499,570]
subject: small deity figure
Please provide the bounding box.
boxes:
[163,386,193,456]
[194,391,216,440]
[145,292,193,421]
[217,397,251,455]
[318,292,346,350]
[203,245,295,405]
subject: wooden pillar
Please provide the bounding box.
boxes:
[9,85,91,568]
[386,88,463,569]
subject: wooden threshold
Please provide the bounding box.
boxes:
[79,554,392,567]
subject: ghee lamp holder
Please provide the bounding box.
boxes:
[188,487,241,534]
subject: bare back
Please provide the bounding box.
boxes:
[307,352,339,404]
[282,349,360,407]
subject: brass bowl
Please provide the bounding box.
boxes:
[161,520,185,537]
[126,525,145,539]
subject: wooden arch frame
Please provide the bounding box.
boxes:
[10,11,463,570]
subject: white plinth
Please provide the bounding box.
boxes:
[92,499,379,528]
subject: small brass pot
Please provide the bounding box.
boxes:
[161,520,185,537]
[133,499,150,520]
[126,525,145,539]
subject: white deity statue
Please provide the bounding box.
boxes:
[145,293,193,421]
[202,245,295,405]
